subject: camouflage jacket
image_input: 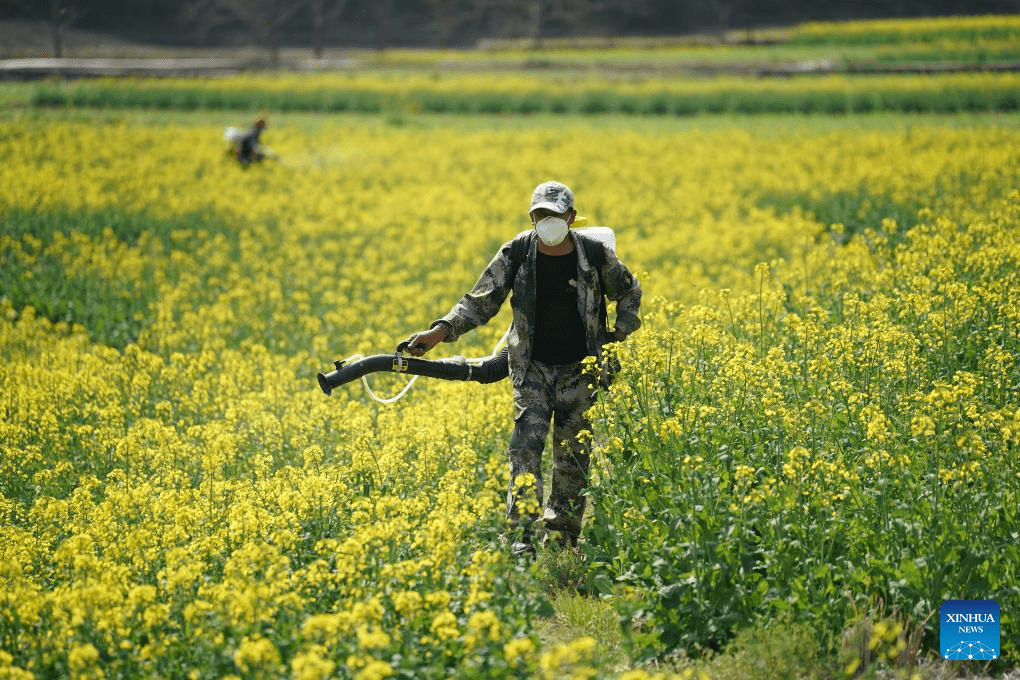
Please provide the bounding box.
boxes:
[432,229,642,387]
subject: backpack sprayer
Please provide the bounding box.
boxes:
[316,226,616,403]
[316,342,511,399]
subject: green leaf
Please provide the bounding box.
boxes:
[899,556,925,591]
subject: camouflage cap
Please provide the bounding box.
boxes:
[529,181,574,214]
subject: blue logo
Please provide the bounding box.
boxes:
[941,600,999,660]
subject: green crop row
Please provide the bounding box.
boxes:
[29,78,1020,116]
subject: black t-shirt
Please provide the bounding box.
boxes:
[531,249,589,365]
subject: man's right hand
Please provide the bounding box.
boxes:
[403,326,447,356]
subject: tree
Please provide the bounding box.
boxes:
[223,0,306,64]
[455,0,605,45]
[428,0,464,47]
[703,0,740,34]
[308,0,350,57]
[49,0,76,57]
[519,0,611,47]
[373,0,393,50]
[182,0,305,65]
[1,0,78,56]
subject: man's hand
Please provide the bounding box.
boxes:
[403,326,447,356]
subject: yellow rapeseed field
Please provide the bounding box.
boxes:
[1,108,1019,678]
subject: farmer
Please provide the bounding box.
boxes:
[403,180,642,556]
[233,118,267,165]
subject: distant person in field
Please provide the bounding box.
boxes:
[401,181,642,557]
[225,118,270,166]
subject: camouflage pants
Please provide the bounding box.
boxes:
[506,360,596,543]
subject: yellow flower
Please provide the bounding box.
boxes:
[430,610,459,641]
[465,610,502,649]
[67,643,103,680]
[233,636,280,676]
[910,414,936,438]
[353,659,395,680]
[503,637,536,667]
[291,647,336,680]
[356,625,392,650]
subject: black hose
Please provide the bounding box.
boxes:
[317,346,509,396]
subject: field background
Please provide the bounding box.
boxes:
[2,14,1020,680]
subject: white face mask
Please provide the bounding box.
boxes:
[535,216,569,246]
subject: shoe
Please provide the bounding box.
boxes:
[537,509,580,535]
[511,542,536,558]
[532,511,579,549]
[537,528,577,550]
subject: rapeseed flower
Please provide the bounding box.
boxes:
[2,99,1019,677]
